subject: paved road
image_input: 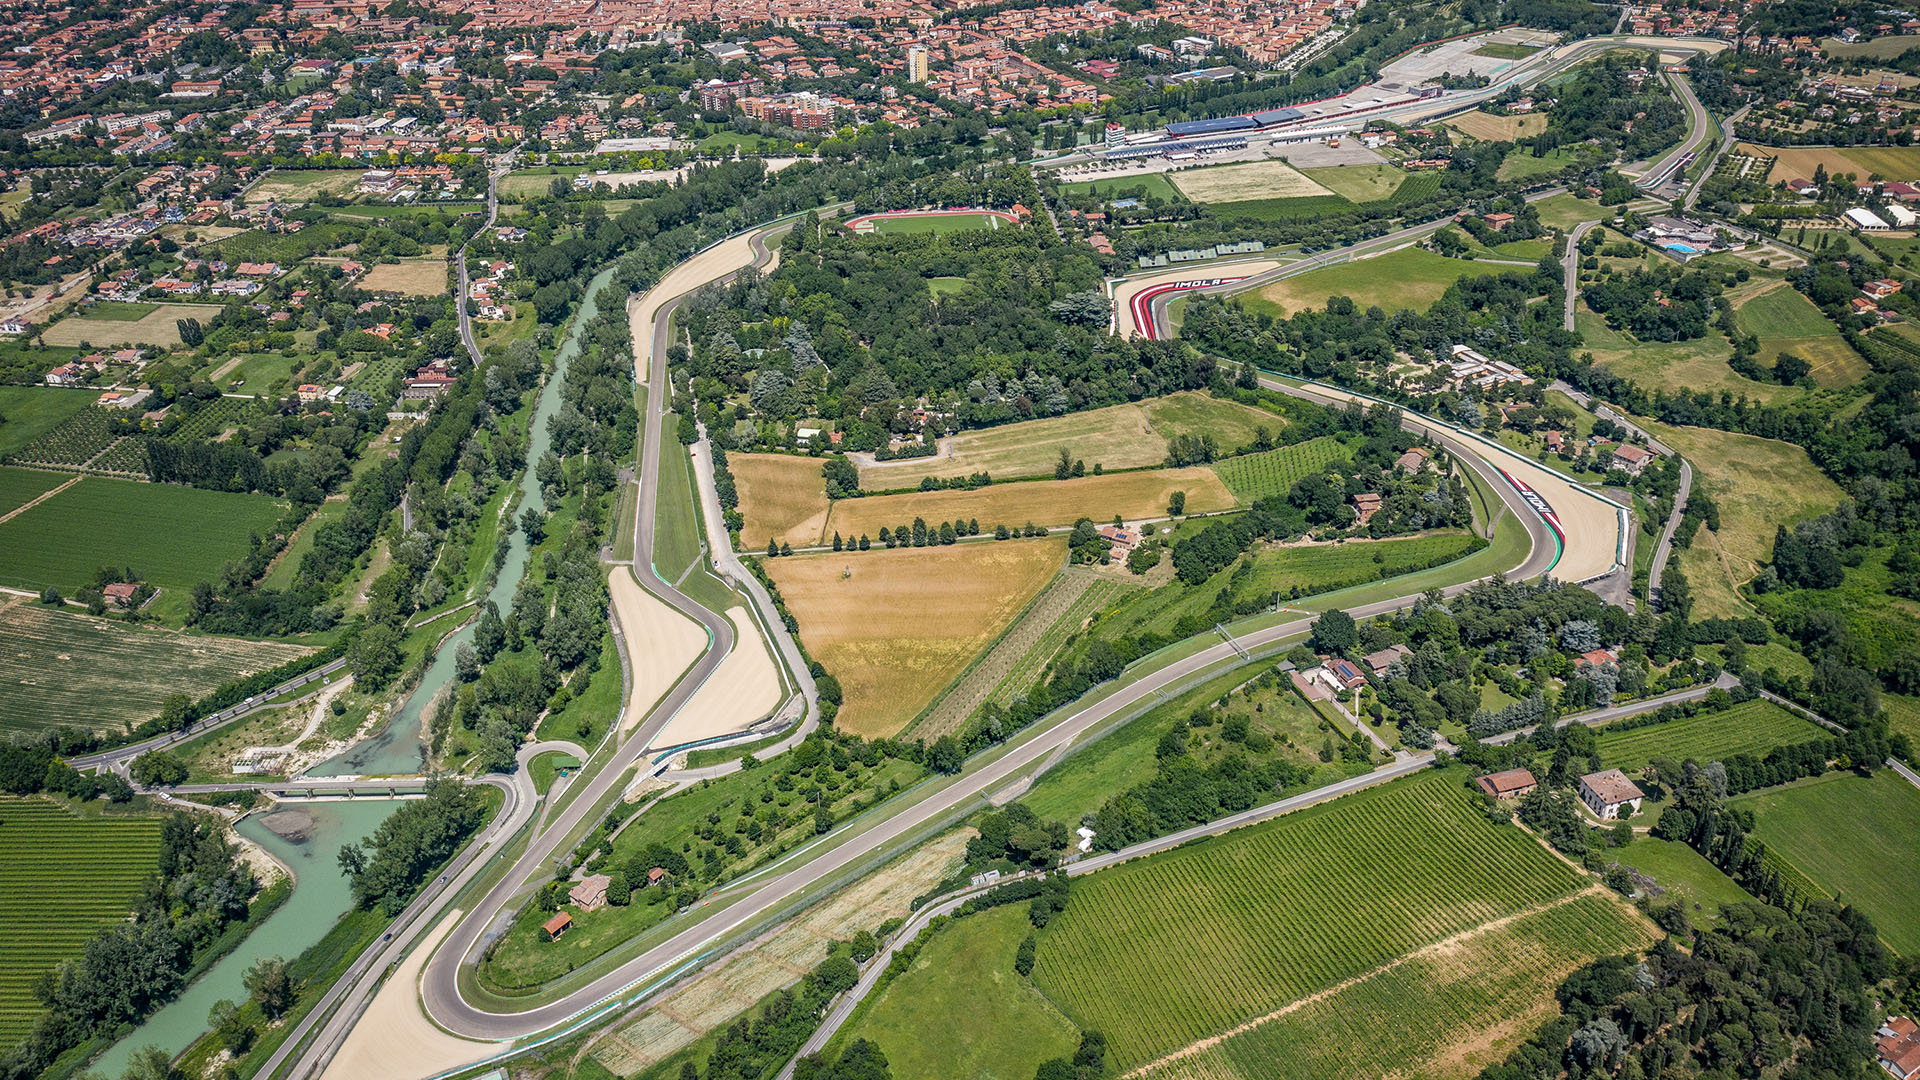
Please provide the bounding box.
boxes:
[455,160,510,368]
[1563,220,1600,332]
[70,659,349,771]
[1633,68,1712,194]
[1550,381,1692,605]
[1684,104,1749,213]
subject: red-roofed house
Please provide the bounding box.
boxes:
[1476,768,1538,800]
[1879,1017,1920,1079]
[1578,769,1645,819]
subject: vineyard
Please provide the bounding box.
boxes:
[1132,893,1656,1080]
[1030,770,1588,1069]
[907,569,1140,740]
[1590,700,1821,773]
[162,397,247,444]
[0,797,165,1051]
[0,477,288,592]
[0,467,68,518]
[1210,437,1352,500]
[5,407,119,471]
[0,597,313,735]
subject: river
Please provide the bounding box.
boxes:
[310,264,618,777]
[88,800,401,1078]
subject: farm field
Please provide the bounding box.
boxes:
[1614,837,1753,930]
[730,452,830,549]
[39,303,224,348]
[0,797,165,1051]
[1886,693,1920,748]
[1029,769,1594,1070]
[210,352,302,395]
[764,539,1065,738]
[1245,248,1509,318]
[844,906,1079,1080]
[1298,164,1406,202]
[1445,111,1550,140]
[1170,161,1332,203]
[0,476,289,592]
[1590,699,1822,772]
[1498,146,1579,181]
[1210,436,1352,501]
[1820,33,1920,57]
[909,567,1139,740]
[356,259,449,296]
[0,465,68,517]
[1731,770,1920,954]
[5,406,118,472]
[1730,282,1866,387]
[858,391,1286,486]
[249,169,363,201]
[1630,416,1843,596]
[1128,893,1653,1080]
[820,468,1234,545]
[1740,142,1920,184]
[1057,172,1184,202]
[0,387,95,458]
[0,597,312,735]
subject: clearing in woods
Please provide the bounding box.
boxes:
[763,539,1065,738]
[908,567,1142,740]
[356,259,449,297]
[0,798,165,1051]
[1029,769,1599,1070]
[0,476,290,592]
[0,598,314,736]
[1729,283,1867,388]
[856,391,1287,485]
[820,468,1234,545]
[1731,770,1920,955]
[1125,892,1654,1080]
[730,453,831,550]
[1170,161,1333,204]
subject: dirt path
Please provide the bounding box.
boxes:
[248,676,352,756]
[1122,887,1616,1079]
[0,473,79,526]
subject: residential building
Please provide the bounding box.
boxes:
[1578,769,1645,820]
[1362,643,1410,676]
[907,44,929,82]
[1476,768,1538,800]
[1318,657,1368,691]
[1878,1017,1920,1080]
[1609,443,1654,475]
[569,873,612,912]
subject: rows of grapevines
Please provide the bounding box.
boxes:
[1209,436,1350,500]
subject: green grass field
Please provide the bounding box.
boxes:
[1244,248,1511,318]
[846,906,1080,1080]
[653,421,704,580]
[1732,770,1920,954]
[0,387,95,459]
[0,476,288,591]
[1130,893,1653,1080]
[1210,436,1352,501]
[1058,172,1183,202]
[212,352,302,395]
[1531,193,1607,231]
[0,465,67,517]
[0,798,164,1050]
[76,301,155,322]
[1031,770,1595,1069]
[1591,700,1823,772]
[1299,164,1405,203]
[1614,837,1753,930]
[858,213,1006,235]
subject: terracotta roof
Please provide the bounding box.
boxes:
[542,912,571,935]
[1477,768,1536,798]
[1580,769,1644,806]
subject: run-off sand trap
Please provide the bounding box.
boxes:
[609,568,709,734]
[320,911,492,1080]
[627,231,780,382]
[647,607,783,750]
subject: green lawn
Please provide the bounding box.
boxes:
[1058,172,1183,202]
[1614,837,1753,931]
[1299,164,1405,203]
[1531,193,1608,231]
[1733,283,1832,340]
[652,420,703,580]
[261,500,346,590]
[1732,770,1920,954]
[861,213,1006,235]
[0,476,287,591]
[845,906,1080,1080]
[1499,147,1579,181]
[0,387,96,458]
[926,276,971,297]
[1473,41,1540,58]
[1243,247,1513,318]
[80,301,157,322]
[697,131,781,153]
[214,352,303,395]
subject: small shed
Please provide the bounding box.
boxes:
[542,912,572,941]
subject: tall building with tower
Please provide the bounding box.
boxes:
[907,46,929,83]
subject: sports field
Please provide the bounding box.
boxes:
[764,539,1065,737]
[1730,282,1866,388]
[845,211,1016,235]
[357,259,449,296]
[1246,248,1510,318]
[1298,164,1406,203]
[0,797,165,1050]
[0,476,289,591]
[0,387,95,459]
[858,391,1286,486]
[1058,172,1184,202]
[0,597,313,736]
[39,303,225,348]
[1740,143,1920,184]
[1030,770,1623,1070]
[1732,770,1920,954]
[729,453,831,549]
[821,468,1234,544]
[1591,699,1821,772]
[1129,894,1653,1080]
[845,906,1080,1080]
[1170,161,1332,204]
[1445,111,1550,141]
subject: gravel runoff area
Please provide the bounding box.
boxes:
[646,607,783,750]
[609,566,708,735]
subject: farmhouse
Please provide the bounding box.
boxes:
[402,360,458,399]
[1395,447,1429,474]
[569,873,611,912]
[1318,657,1368,691]
[1878,1017,1920,1079]
[1609,443,1654,476]
[542,912,572,941]
[647,866,667,886]
[1362,643,1410,676]
[1352,491,1382,525]
[1578,769,1645,820]
[1863,279,1903,300]
[102,583,139,607]
[1097,524,1139,552]
[1475,768,1538,800]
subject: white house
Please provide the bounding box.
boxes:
[1578,769,1645,820]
